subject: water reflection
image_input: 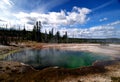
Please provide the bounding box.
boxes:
[3,48,110,69]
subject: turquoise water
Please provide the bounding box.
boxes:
[3,48,110,69]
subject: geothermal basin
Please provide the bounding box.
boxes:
[2,48,111,69]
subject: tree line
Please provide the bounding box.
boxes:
[0,21,120,45]
[0,21,68,45]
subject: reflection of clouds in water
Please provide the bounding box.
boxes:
[3,48,110,69]
[39,48,66,65]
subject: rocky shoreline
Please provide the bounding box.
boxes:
[0,59,120,82]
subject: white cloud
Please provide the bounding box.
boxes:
[3,0,14,7]
[11,0,69,13]
[0,0,91,32]
[54,21,120,38]
[0,0,119,38]
[0,0,15,25]
[107,20,120,26]
[37,0,69,12]
[0,0,14,16]
[13,6,91,30]
[0,0,13,10]
[99,17,108,22]
[92,0,115,11]
[66,7,91,24]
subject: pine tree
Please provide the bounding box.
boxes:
[22,26,26,40]
[32,21,42,42]
[45,30,48,42]
[63,31,68,43]
[55,31,60,43]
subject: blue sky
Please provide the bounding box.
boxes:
[0,0,120,38]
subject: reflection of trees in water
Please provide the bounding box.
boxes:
[35,52,42,64]
[3,49,110,69]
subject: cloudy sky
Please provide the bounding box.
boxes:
[0,0,120,38]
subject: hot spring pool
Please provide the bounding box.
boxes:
[3,48,111,69]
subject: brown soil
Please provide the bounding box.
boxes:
[0,42,120,82]
[0,61,107,82]
[0,60,120,82]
